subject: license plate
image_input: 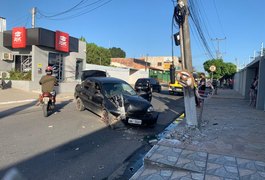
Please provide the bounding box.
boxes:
[43,97,50,104]
[128,118,142,125]
[176,88,182,92]
[174,88,182,92]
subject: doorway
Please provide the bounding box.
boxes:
[75,59,83,80]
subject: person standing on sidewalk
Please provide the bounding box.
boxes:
[196,73,206,106]
[249,76,258,107]
[253,76,258,107]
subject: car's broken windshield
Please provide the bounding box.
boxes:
[102,82,137,97]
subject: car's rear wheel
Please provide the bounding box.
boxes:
[76,97,85,111]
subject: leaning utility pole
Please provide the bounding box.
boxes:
[178,0,197,126]
[211,37,226,59]
[31,7,36,28]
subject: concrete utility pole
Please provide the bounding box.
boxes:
[178,0,197,126]
[261,42,264,57]
[31,7,36,28]
[211,37,226,59]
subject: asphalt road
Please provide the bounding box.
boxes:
[0,90,184,180]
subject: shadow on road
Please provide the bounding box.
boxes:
[0,94,185,180]
[0,101,38,119]
[0,99,74,119]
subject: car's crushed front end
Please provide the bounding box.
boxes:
[106,94,158,126]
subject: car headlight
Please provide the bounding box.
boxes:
[147,106,154,113]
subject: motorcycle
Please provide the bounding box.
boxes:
[40,91,56,117]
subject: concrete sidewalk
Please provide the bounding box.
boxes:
[0,88,74,107]
[131,89,265,179]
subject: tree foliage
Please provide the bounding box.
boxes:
[86,43,111,66]
[203,59,237,79]
[109,47,126,58]
[79,36,87,42]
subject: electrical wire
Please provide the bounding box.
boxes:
[188,0,215,59]
[8,15,29,27]
[50,0,113,20]
[37,0,113,20]
[213,0,226,37]
[38,0,87,18]
[24,15,31,27]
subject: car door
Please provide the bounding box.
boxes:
[90,81,104,115]
[81,80,94,110]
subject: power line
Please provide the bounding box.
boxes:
[37,0,113,20]
[189,0,215,59]
[188,0,215,59]
[213,0,226,37]
[8,15,29,27]
[211,37,226,59]
[37,0,88,18]
[24,15,31,27]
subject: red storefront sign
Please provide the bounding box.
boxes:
[12,27,27,48]
[55,31,69,52]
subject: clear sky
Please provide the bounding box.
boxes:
[1,0,265,72]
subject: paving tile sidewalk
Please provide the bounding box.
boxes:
[132,144,265,179]
[131,89,265,180]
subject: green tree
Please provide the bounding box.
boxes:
[79,36,87,42]
[86,43,111,66]
[203,59,237,79]
[223,62,237,78]
[109,47,126,58]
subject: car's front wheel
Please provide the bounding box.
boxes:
[101,109,111,125]
[76,97,85,111]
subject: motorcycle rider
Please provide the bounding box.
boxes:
[39,66,58,104]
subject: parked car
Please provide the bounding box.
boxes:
[74,73,158,127]
[168,80,183,95]
[135,78,161,93]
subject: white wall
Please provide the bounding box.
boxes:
[86,64,130,82]
[85,64,149,85]
[64,40,86,82]
[129,69,148,84]
[11,80,31,91]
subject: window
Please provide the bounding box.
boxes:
[14,55,32,72]
[48,53,63,82]
[157,62,162,66]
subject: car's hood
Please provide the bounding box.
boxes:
[123,94,151,113]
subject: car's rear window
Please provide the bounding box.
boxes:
[136,78,158,85]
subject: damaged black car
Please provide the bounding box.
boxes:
[74,72,158,127]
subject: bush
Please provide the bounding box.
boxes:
[9,70,32,80]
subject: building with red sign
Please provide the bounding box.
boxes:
[0,27,86,92]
